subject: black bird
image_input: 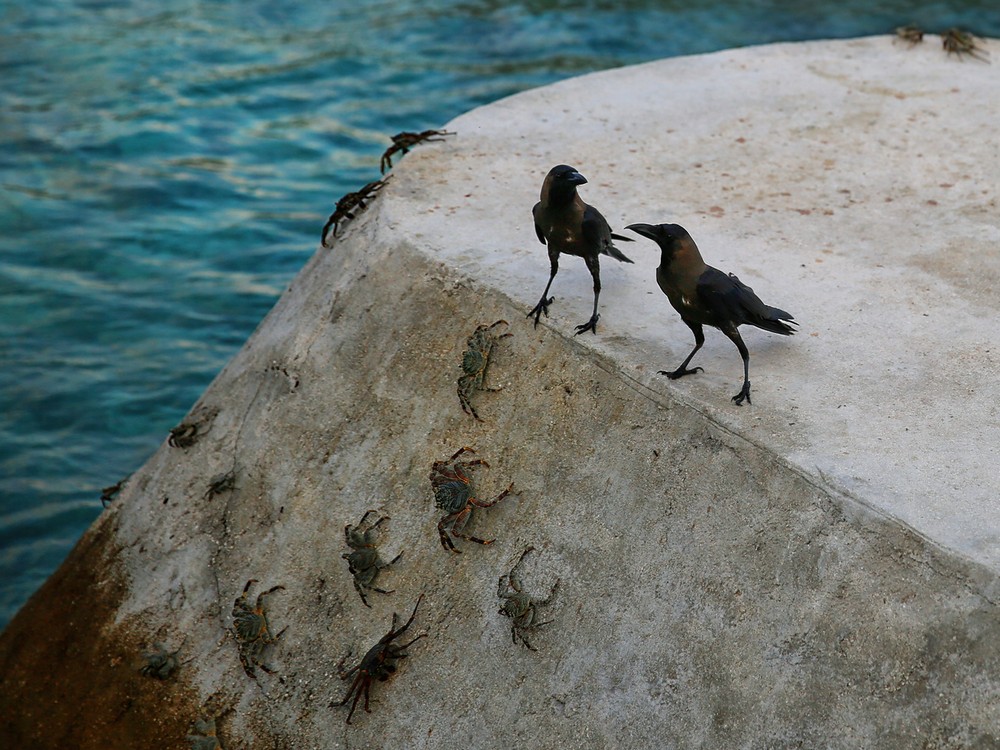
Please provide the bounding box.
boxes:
[627,223,795,405]
[528,165,634,335]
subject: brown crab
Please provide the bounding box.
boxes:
[343,510,402,608]
[332,594,427,724]
[204,469,236,500]
[430,447,514,553]
[497,547,559,651]
[139,642,181,680]
[942,28,989,61]
[379,129,455,174]
[169,406,218,448]
[320,176,390,246]
[168,421,199,448]
[231,579,286,678]
[894,24,924,46]
[100,476,128,507]
[457,320,512,421]
[186,717,222,750]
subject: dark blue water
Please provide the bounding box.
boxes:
[1,1,995,628]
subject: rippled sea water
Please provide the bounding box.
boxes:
[1,0,996,628]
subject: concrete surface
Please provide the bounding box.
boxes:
[2,36,1000,749]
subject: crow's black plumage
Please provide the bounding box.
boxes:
[528,165,633,335]
[627,223,795,405]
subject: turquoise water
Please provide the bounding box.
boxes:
[1,1,996,628]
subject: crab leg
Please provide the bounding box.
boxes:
[343,675,367,724]
[470,482,514,508]
[255,584,285,608]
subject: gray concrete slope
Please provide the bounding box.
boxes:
[15,36,1000,749]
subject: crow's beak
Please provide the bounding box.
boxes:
[625,223,659,241]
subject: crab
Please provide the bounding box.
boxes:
[139,642,181,680]
[894,24,924,46]
[169,406,217,448]
[457,320,512,421]
[231,579,286,678]
[187,717,222,750]
[204,469,236,500]
[168,421,200,448]
[497,547,559,651]
[100,476,127,507]
[332,593,427,724]
[942,28,989,61]
[379,129,455,174]
[430,447,514,553]
[320,176,390,246]
[343,510,402,608]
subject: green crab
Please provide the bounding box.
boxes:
[497,547,559,651]
[343,510,402,608]
[457,319,512,421]
[139,642,181,680]
[231,579,286,678]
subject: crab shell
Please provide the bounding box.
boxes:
[500,592,533,621]
[232,608,269,642]
[461,348,486,375]
[433,479,473,513]
[345,528,378,548]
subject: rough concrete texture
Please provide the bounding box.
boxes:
[2,36,1000,749]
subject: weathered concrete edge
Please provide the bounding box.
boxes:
[0,510,204,748]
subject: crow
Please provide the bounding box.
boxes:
[627,222,795,405]
[528,165,634,335]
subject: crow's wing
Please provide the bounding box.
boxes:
[582,204,633,263]
[697,267,795,334]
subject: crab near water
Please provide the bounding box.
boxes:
[321,177,390,246]
[100,476,128,507]
[942,28,989,61]
[457,319,512,421]
[231,579,286,678]
[497,547,559,651]
[333,594,427,725]
[894,24,924,46]
[379,129,455,174]
[169,406,218,448]
[343,510,402,608]
[168,421,200,448]
[430,447,514,553]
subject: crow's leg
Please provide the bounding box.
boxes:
[528,252,559,327]
[721,327,752,405]
[575,255,601,335]
[659,321,705,379]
